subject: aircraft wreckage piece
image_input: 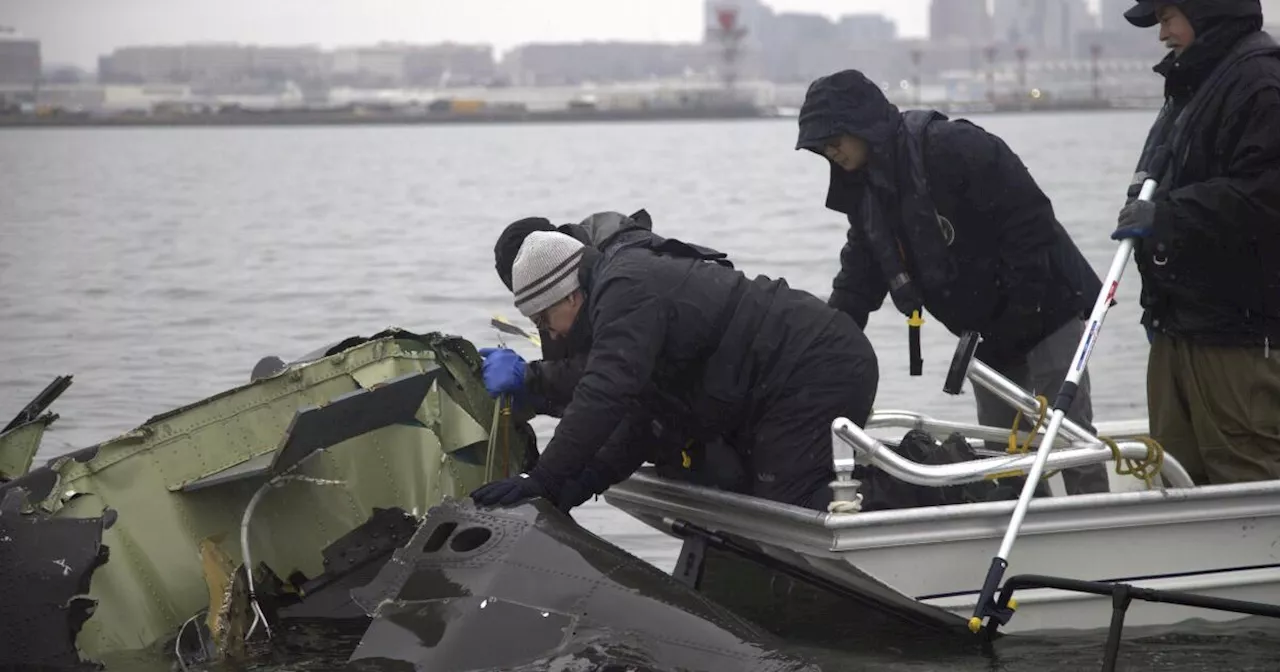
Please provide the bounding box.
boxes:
[341,498,821,672]
[0,329,537,665]
[0,485,115,670]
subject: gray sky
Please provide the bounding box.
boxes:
[6,0,935,69]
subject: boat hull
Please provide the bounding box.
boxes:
[604,468,1280,636]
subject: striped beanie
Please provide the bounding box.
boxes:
[512,230,586,317]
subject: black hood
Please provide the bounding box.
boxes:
[797,69,904,212]
[795,69,901,156]
[572,210,652,249]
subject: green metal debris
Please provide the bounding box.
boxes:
[0,328,534,664]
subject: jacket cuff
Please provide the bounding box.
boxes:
[581,458,624,493]
[828,289,871,330]
[528,463,563,494]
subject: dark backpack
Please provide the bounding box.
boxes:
[857,429,1022,511]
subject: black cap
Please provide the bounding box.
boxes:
[494,216,556,291]
[1124,0,1166,28]
[1124,0,1262,30]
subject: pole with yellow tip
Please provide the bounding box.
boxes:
[908,310,924,376]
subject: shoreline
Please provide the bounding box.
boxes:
[0,99,1162,129]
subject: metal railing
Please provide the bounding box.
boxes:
[829,356,1194,494]
[831,419,1194,489]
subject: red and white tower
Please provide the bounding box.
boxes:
[707,4,749,90]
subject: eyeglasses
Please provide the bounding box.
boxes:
[530,295,568,331]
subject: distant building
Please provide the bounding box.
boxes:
[99,46,186,84]
[401,43,496,87]
[0,26,41,88]
[993,0,1092,57]
[930,0,992,44]
[182,43,255,86]
[501,42,704,86]
[329,46,407,87]
[252,46,327,83]
[1098,0,1134,31]
[839,14,897,43]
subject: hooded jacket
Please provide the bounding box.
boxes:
[795,70,1103,367]
[1123,0,1280,346]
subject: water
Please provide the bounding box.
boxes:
[2,112,1277,669]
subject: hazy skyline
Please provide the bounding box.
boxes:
[9,0,959,69]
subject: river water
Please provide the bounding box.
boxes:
[3,112,1278,670]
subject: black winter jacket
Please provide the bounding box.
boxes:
[522,210,733,416]
[527,240,856,491]
[795,70,1102,367]
[1128,6,1280,347]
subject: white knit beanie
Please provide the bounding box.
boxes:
[512,230,586,317]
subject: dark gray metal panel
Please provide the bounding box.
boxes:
[267,370,437,476]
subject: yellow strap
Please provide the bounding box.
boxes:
[1007,395,1049,455]
[984,394,1051,482]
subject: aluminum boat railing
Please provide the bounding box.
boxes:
[829,358,1195,499]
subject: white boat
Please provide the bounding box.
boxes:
[603,351,1280,640]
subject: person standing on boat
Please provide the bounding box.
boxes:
[793,69,1109,495]
[484,211,750,509]
[1111,0,1280,485]
[470,229,880,512]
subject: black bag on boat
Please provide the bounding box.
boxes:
[857,429,1021,511]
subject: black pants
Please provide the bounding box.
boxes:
[745,312,879,510]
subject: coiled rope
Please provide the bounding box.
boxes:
[1003,394,1164,488]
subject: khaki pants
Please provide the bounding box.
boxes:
[1149,334,1280,485]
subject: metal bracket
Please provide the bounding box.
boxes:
[672,534,708,591]
[943,331,982,396]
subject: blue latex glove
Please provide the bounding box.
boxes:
[470,473,550,508]
[1111,200,1156,240]
[477,347,526,398]
[1146,325,1154,344]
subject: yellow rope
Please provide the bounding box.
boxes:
[991,394,1165,488]
[1099,435,1165,488]
[1006,395,1049,455]
[987,395,1059,482]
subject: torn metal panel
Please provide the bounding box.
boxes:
[0,419,49,482]
[177,370,437,492]
[345,499,822,671]
[276,506,419,622]
[268,371,436,476]
[0,486,114,670]
[2,374,72,434]
[0,331,533,664]
[433,387,489,455]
